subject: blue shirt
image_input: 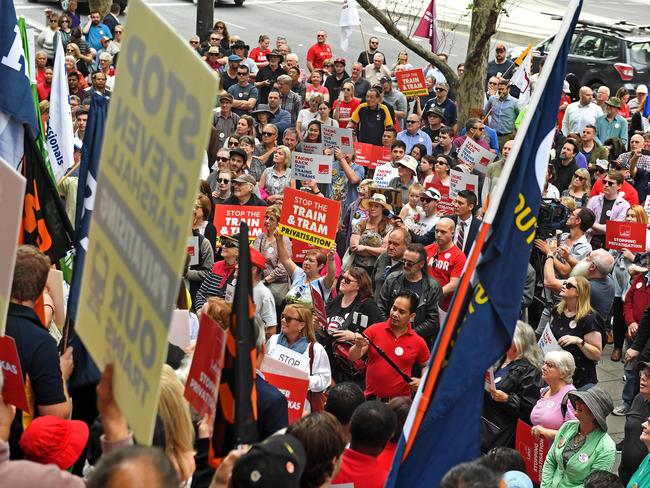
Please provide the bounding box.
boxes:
[595,114,628,146]
[327,159,365,213]
[86,23,112,51]
[270,108,292,136]
[484,95,519,134]
[396,129,433,155]
[228,83,259,116]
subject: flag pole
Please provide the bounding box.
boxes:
[400,0,582,462]
[358,21,370,66]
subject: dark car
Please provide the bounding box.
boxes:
[532,19,650,95]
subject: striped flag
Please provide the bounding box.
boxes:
[386,1,584,486]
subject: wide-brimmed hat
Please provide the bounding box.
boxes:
[267,49,284,60]
[605,97,621,109]
[359,178,378,189]
[231,40,250,50]
[19,415,90,470]
[208,46,220,54]
[567,386,614,432]
[219,234,240,247]
[368,193,392,211]
[251,104,275,118]
[426,106,446,122]
[233,174,257,186]
[398,155,418,175]
[231,434,306,488]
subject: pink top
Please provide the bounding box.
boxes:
[530,384,577,431]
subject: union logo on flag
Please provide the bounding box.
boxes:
[318,164,329,174]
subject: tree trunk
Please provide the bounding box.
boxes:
[89,0,112,19]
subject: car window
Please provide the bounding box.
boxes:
[572,34,603,57]
[601,37,620,58]
[629,41,650,65]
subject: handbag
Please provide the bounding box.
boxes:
[307,342,327,411]
[266,281,290,306]
[341,248,355,272]
[333,340,367,377]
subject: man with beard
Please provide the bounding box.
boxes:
[82,10,112,54]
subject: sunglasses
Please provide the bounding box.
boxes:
[573,174,585,180]
[282,314,304,323]
[603,179,617,186]
[324,64,332,67]
[436,160,449,165]
[341,276,357,284]
[61,20,70,23]
[370,42,378,45]
[343,88,352,92]
[210,37,219,41]
[229,141,239,147]
[217,156,230,162]
[262,131,276,137]
[237,72,248,76]
[420,197,434,203]
[403,259,421,267]
[222,241,238,248]
[406,120,419,124]
[563,281,577,290]
[190,40,199,45]
[435,87,446,92]
[217,178,231,184]
[496,48,506,52]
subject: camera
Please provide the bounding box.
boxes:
[536,198,569,240]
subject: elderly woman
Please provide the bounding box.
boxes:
[37,11,60,62]
[297,92,323,137]
[561,168,591,208]
[253,205,292,306]
[540,386,615,488]
[259,145,293,204]
[267,304,332,409]
[550,276,603,389]
[531,351,577,440]
[195,234,239,309]
[627,416,650,488]
[349,194,394,275]
[481,321,543,453]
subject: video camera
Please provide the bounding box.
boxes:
[536,198,569,240]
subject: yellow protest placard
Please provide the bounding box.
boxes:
[75,0,218,444]
[0,158,27,336]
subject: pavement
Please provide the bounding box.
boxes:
[598,343,627,469]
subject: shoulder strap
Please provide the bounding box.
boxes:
[308,342,315,374]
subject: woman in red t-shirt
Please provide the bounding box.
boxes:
[249,34,271,70]
[333,81,361,128]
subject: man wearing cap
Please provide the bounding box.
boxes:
[350,87,394,147]
[562,86,603,136]
[484,78,519,150]
[228,65,258,116]
[222,54,243,91]
[267,90,291,136]
[422,106,447,146]
[324,58,349,102]
[388,155,419,203]
[250,248,277,339]
[307,30,333,73]
[225,173,268,207]
[255,49,287,105]
[204,46,222,71]
[364,53,391,87]
[346,62,371,101]
[377,245,442,345]
[595,97,628,146]
[421,82,458,131]
[486,43,514,88]
[195,234,240,308]
[277,75,302,126]
[410,188,442,236]
[231,40,258,77]
[212,94,239,152]
[397,114,432,155]
[425,217,466,314]
[380,77,407,129]
[629,84,648,113]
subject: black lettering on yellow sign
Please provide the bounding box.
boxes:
[514,193,537,244]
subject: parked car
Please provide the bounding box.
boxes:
[532,19,650,96]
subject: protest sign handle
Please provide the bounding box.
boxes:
[362,332,413,385]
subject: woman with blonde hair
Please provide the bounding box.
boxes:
[481,321,543,452]
[561,168,591,208]
[349,194,394,275]
[550,276,602,388]
[159,365,196,485]
[259,145,294,204]
[391,50,413,76]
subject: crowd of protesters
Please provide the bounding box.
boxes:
[11,2,650,487]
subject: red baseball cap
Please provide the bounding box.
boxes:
[20,415,90,470]
[250,247,267,270]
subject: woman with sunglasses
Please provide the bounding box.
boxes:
[212,170,233,205]
[212,20,230,52]
[391,51,413,77]
[305,71,330,107]
[549,276,603,389]
[327,267,382,384]
[561,168,591,208]
[266,304,332,411]
[530,351,577,441]
[349,194,394,276]
[333,81,360,128]
[482,321,542,453]
[57,14,74,49]
[195,235,239,310]
[423,154,452,189]
[259,146,294,205]
[67,30,94,76]
[37,11,60,63]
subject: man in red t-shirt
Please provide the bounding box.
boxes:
[348,292,430,400]
[425,217,466,312]
[306,30,333,73]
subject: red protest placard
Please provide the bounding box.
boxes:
[184,313,227,417]
[354,142,392,169]
[278,188,341,248]
[213,205,266,240]
[396,69,429,97]
[0,336,30,413]
[260,355,310,423]
[606,221,647,253]
[432,182,454,215]
[515,419,550,485]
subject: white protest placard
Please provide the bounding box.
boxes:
[169,310,191,349]
[322,125,354,153]
[187,235,199,266]
[0,159,27,335]
[292,151,333,184]
[373,162,399,189]
[457,138,497,174]
[266,344,310,374]
[484,366,496,392]
[301,142,324,155]
[538,324,562,354]
[450,169,479,199]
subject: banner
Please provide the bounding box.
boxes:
[292,151,333,184]
[538,323,562,354]
[279,188,341,248]
[260,355,310,423]
[0,158,26,335]
[47,37,75,183]
[184,313,227,417]
[450,169,479,199]
[354,142,391,169]
[457,138,496,174]
[322,125,354,153]
[431,182,454,215]
[606,221,647,253]
[213,205,266,241]
[373,162,399,189]
[75,0,218,445]
[301,142,324,155]
[396,69,429,97]
[0,336,30,412]
[515,420,550,484]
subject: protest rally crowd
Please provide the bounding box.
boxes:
[7,0,650,487]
